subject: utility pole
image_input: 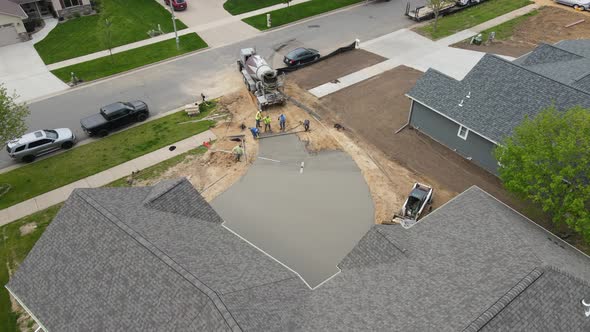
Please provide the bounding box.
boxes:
[168,1,180,50]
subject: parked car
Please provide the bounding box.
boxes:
[554,0,590,10]
[80,101,149,137]
[164,0,187,11]
[283,48,320,66]
[6,128,76,163]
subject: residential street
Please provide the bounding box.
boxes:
[0,1,415,169]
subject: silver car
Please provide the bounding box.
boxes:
[6,129,76,163]
[554,0,590,10]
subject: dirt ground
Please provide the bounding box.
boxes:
[286,49,386,90]
[313,65,539,221]
[454,6,590,57]
[18,223,36,236]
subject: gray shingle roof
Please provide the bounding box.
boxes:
[408,40,590,143]
[221,187,590,331]
[7,181,590,331]
[513,42,590,93]
[7,178,295,331]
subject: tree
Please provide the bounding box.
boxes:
[494,106,590,241]
[0,84,30,144]
[428,0,448,33]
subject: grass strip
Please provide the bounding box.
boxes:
[223,0,287,15]
[475,9,538,41]
[35,0,188,64]
[108,146,208,187]
[242,0,362,30]
[416,0,533,40]
[0,204,62,332]
[0,102,217,210]
[52,33,207,83]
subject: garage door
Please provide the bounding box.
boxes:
[0,24,21,47]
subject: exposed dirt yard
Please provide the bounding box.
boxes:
[309,63,589,252]
[286,49,386,90]
[454,6,590,57]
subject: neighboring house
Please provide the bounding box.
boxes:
[6,178,590,331]
[0,0,28,46]
[0,0,92,46]
[406,40,590,175]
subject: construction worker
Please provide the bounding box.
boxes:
[255,110,262,128]
[303,119,310,132]
[232,144,244,162]
[263,115,272,132]
[249,127,260,139]
[278,113,286,131]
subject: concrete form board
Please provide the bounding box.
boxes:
[212,135,374,288]
[410,102,499,175]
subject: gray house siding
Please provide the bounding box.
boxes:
[409,101,499,175]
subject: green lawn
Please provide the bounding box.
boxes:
[242,0,362,30]
[108,146,208,187]
[223,0,286,15]
[52,33,207,83]
[417,0,533,40]
[34,0,188,64]
[0,102,217,210]
[0,204,62,332]
[476,9,538,41]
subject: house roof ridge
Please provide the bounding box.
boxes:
[483,53,590,97]
[142,177,186,205]
[551,40,590,58]
[462,267,545,332]
[75,190,243,331]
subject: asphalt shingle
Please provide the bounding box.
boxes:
[407,40,590,143]
[6,181,590,331]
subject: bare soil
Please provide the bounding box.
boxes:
[286,50,386,90]
[315,65,521,210]
[454,6,590,57]
[18,223,37,236]
[313,64,589,252]
[134,90,261,202]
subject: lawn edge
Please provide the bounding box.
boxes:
[242,0,365,32]
[52,44,211,85]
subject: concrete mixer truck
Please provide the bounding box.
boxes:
[238,48,286,109]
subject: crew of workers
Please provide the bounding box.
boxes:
[249,111,310,139]
[239,112,313,163]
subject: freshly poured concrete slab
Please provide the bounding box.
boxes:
[212,134,374,288]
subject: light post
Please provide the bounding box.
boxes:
[168,1,180,50]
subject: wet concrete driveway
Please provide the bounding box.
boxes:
[212,134,374,288]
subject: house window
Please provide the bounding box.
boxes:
[457,126,469,140]
[60,0,81,8]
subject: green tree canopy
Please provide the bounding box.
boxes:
[0,84,30,144]
[495,106,590,240]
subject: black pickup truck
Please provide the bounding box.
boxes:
[80,101,149,137]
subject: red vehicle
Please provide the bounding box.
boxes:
[164,0,187,11]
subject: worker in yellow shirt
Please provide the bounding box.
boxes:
[255,110,262,128]
[263,115,272,132]
[232,144,244,162]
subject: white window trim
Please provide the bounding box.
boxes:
[457,125,469,140]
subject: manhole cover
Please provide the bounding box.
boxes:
[0,183,11,198]
[169,146,176,151]
[308,24,320,28]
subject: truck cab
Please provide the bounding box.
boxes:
[80,101,149,137]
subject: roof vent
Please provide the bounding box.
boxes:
[582,299,590,317]
[466,91,471,99]
[458,99,464,107]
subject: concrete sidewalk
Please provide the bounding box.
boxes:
[309,3,538,98]
[0,130,216,226]
[48,0,312,70]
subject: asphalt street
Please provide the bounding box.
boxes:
[1,0,418,169]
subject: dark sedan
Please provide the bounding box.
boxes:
[283,48,320,66]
